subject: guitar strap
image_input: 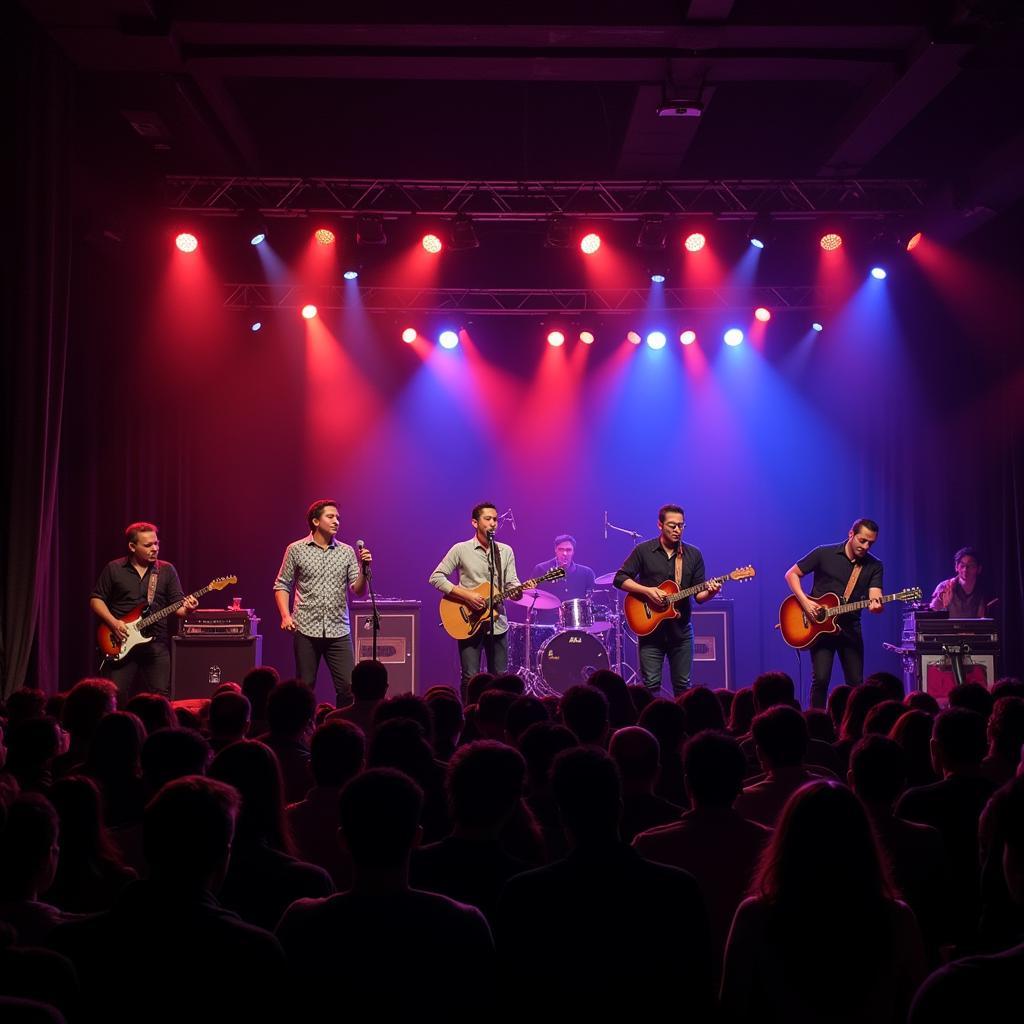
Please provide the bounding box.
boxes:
[674,544,684,589]
[842,563,862,602]
[146,562,161,610]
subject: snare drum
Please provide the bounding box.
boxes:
[538,630,609,694]
[559,598,595,632]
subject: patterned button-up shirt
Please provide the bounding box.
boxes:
[429,538,521,636]
[274,535,361,638]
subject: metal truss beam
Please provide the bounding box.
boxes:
[225,284,829,315]
[173,177,928,222]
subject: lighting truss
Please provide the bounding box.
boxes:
[172,177,928,222]
[224,284,829,315]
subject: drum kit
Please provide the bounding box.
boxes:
[506,571,636,697]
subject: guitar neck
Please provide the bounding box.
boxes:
[138,583,213,628]
[668,574,730,604]
[826,591,901,618]
[495,573,555,601]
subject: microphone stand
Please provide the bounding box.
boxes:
[604,515,643,684]
[486,529,496,671]
[364,563,380,662]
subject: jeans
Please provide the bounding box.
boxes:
[294,631,355,706]
[105,641,171,702]
[458,629,509,702]
[638,622,694,697]
[809,626,864,709]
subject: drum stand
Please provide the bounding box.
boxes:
[607,589,639,686]
[517,596,558,698]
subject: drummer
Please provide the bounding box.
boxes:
[530,535,597,626]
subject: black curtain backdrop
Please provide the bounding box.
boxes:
[4,13,1023,697]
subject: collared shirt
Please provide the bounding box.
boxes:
[613,539,706,629]
[796,542,884,629]
[930,579,988,619]
[91,558,185,643]
[429,538,521,636]
[530,558,597,624]
[274,535,361,639]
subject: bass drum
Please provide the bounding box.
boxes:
[538,629,609,694]
[506,622,557,674]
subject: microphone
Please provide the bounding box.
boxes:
[356,539,371,580]
[604,510,608,540]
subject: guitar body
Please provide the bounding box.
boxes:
[777,592,841,649]
[96,603,154,661]
[624,581,681,637]
[439,583,500,641]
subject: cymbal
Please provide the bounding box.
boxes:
[593,571,617,587]
[508,588,561,610]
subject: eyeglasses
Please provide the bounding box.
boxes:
[665,522,685,530]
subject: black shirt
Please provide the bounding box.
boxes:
[613,539,706,629]
[530,558,597,625]
[796,542,883,629]
[91,558,185,643]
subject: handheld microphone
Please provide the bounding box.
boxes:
[604,511,608,540]
[356,539,371,579]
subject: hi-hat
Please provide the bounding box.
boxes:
[508,588,561,610]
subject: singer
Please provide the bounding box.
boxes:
[429,501,521,700]
[273,498,372,706]
[530,534,597,625]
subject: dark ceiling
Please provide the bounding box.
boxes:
[19,1,1024,230]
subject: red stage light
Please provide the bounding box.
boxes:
[401,328,417,343]
[315,228,336,246]
[175,233,198,253]
[679,330,696,346]
[684,232,706,252]
[546,330,565,347]
[627,331,642,345]
[580,233,601,254]
[906,231,922,252]
[819,232,843,252]
[301,304,318,320]
[421,234,443,254]
[754,307,772,322]
[579,331,595,345]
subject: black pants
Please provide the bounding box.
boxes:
[458,630,508,702]
[809,627,864,709]
[104,641,171,703]
[294,631,355,706]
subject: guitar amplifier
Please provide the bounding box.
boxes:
[351,600,420,695]
[181,609,260,638]
[690,601,736,690]
[171,636,263,699]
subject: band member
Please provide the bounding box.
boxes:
[785,518,884,709]
[274,498,372,707]
[530,534,597,625]
[930,547,989,618]
[429,502,521,697]
[613,505,721,696]
[90,521,198,700]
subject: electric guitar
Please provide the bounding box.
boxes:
[777,586,921,649]
[624,566,756,636]
[97,575,237,662]
[439,567,565,640]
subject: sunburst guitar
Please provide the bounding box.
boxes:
[97,575,237,662]
[439,567,565,640]
[777,586,922,649]
[624,566,756,637]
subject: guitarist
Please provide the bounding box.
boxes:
[90,521,198,700]
[429,502,521,699]
[613,505,721,696]
[784,518,884,709]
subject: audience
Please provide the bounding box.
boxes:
[607,726,681,842]
[260,680,316,804]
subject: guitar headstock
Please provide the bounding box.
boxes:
[896,587,922,602]
[210,576,238,591]
[729,565,756,582]
[545,567,567,582]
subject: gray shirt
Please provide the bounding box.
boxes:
[274,535,361,638]
[429,538,521,636]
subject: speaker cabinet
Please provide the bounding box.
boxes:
[690,600,736,690]
[351,601,420,695]
[171,636,263,700]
